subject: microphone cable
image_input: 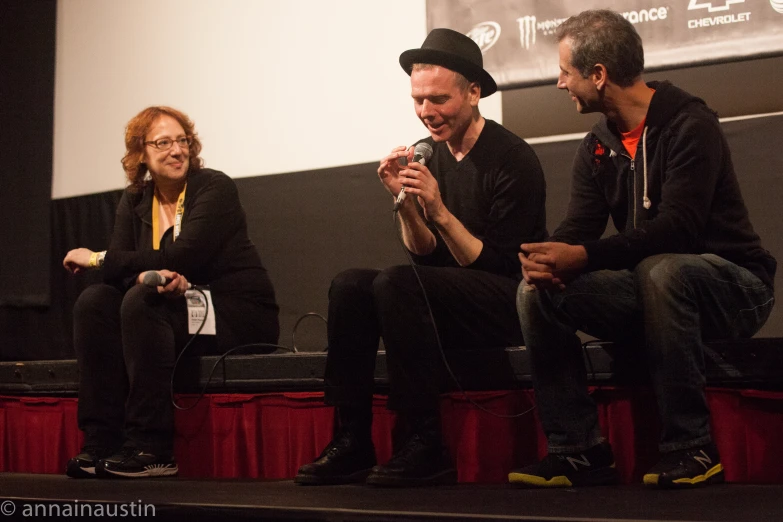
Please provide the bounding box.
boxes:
[169,286,326,411]
[391,209,537,420]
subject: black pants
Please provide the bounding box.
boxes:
[324,265,523,412]
[73,283,278,455]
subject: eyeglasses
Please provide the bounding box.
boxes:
[144,136,192,151]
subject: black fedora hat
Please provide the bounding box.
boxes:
[399,28,497,98]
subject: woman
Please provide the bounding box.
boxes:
[63,106,279,479]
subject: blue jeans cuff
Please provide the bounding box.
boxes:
[659,434,712,453]
[548,436,605,455]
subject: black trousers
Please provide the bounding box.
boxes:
[73,283,278,455]
[324,265,523,412]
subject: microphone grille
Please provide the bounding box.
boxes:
[414,142,434,162]
[142,271,164,287]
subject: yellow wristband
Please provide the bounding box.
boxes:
[88,251,106,269]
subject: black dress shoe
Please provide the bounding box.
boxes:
[366,433,457,487]
[66,445,116,479]
[294,431,376,485]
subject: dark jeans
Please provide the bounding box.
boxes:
[324,265,523,413]
[516,253,775,454]
[74,283,278,455]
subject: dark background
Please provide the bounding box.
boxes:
[0,0,56,307]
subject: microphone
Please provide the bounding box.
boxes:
[393,142,434,211]
[142,271,193,289]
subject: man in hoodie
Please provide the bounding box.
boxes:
[511,9,776,489]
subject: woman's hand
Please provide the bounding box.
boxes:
[140,269,190,298]
[63,248,94,274]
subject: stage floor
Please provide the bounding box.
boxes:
[1,473,781,522]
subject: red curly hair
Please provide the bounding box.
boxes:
[121,106,204,192]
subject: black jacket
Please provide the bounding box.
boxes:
[552,81,776,289]
[103,168,277,307]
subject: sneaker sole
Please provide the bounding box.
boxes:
[294,468,372,485]
[643,464,724,489]
[98,466,178,479]
[365,468,457,487]
[509,466,620,488]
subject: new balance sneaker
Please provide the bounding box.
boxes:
[294,431,376,485]
[643,442,724,488]
[508,441,619,488]
[96,447,178,479]
[365,433,457,487]
[66,445,116,479]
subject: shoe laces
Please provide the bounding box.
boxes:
[537,453,572,475]
[659,445,715,469]
[117,447,143,463]
[320,431,355,459]
[386,433,428,467]
[535,447,608,477]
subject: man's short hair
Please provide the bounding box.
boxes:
[555,10,644,87]
[411,63,472,92]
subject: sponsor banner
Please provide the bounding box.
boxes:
[427,0,783,89]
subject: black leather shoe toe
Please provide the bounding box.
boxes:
[294,431,376,485]
[366,433,456,487]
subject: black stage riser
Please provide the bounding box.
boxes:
[2,339,782,396]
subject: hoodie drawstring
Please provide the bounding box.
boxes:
[642,126,651,210]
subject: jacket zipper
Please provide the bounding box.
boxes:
[629,156,637,229]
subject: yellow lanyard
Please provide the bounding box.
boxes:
[152,184,187,250]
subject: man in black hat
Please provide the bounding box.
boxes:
[294,28,547,487]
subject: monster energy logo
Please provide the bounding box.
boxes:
[516,16,569,50]
[516,16,536,50]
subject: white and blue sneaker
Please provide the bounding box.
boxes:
[97,447,178,479]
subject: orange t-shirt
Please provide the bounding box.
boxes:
[621,117,646,159]
[621,88,656,159]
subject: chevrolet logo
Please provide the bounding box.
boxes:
[687,0,745,12]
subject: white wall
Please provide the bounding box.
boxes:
[52,0,502,199]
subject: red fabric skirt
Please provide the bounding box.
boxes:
[1,388,781,484]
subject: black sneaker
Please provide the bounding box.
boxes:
[96,447,178,479]
[66,445,115,479]
[508,441,619,488]
[365,433,457,487]
[294,431,376,485]
[643,442,724,488]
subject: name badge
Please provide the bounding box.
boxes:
[185,288,216,335]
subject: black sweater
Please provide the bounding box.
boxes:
[411,119,548,280]
[552,81,776,289]
[103,168,277,306]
